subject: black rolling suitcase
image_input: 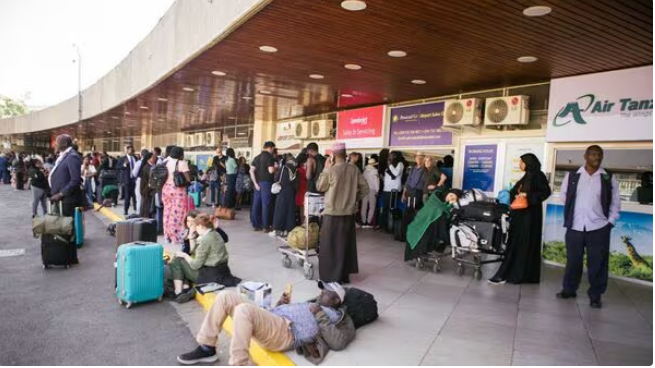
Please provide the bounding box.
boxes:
[41,234,77,269]
[386,191,401,234]
[115,218,158,249]
[395,197,417,242]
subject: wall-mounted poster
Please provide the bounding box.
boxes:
[543,204,653,282]
[503,142,545,189]
[462,144,498,192]
[388,102,452,146]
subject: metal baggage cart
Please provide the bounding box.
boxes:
[277,192,323,279]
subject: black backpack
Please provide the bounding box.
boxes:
[149,163,169,191]
[343,287,378,329]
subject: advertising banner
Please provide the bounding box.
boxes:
[337,105,385,148]
[275,122,303,150]
[503,142,545,189]
[388,102,452,146]
[462,144,497,192]
[197,154,212,171]
[543,204,653,282]
[547,65,653,142]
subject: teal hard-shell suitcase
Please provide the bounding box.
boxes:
[74,207,84,248]
[116,242,164,308]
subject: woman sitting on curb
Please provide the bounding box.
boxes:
[167,213,239,303]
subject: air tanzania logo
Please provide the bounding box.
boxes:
[553,93,653,127]
[552,94,595,127]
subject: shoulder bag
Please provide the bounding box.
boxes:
[173,160,189,188]
[510,185,528,210]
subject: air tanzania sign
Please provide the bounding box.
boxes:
[546,66,653,142]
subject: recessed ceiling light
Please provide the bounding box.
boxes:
[523,6,552,17]
[228,117,237,120]
[124,111,131,115]
[237,132,247,136]
[517,56,538,63]
[341,0,367,11]
[242,96,253,100]
[183,87,194,92]
[387,50,407,57]
[309,74,324,79]
[259,45,278,53]
[341,93,354,98]
[139,106,149,109]
[411,79,427,84]
[158,97,168,102]
[111,116,119,120]
[157,118,164,122]
[211,71,226,76]
[344,63,362,70]
[259,90,272,95]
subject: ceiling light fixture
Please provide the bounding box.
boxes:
[387,50,407,57]
[139,106,149,109]
[211,71,226,76]
[517,56,538,63]
[341,93,354,98]
[228,116,237,120]
[341,0,367,11]
[344,63,362,70]
[309,74,324,79]
[111,116,119,120]
[242,96,253,100]
[259,90,272,95]
[237,132,247,136]
[157,118,165,122]
[158,97,168,102]
[183,87,195,92]
[259,45,278,53]
[523,5,552,17]
[124,111,131,115]
[411,79,427,84]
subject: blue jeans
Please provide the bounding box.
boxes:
[209,180,221,206]
[84,180,94,206]
[250,181,272,229]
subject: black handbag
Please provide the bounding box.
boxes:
[173,160,189,188]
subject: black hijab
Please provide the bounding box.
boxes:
[516,153,544,192]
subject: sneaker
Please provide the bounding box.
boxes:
[556,291,577,299]
[253,227,263,232]
[487,277,506,285]
[175,288,196,304]
[268,230,278,238]
[590,297,603,309]
[177,346,219,365]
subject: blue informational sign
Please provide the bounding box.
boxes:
[462,144,498,192]
[196,155,212,171]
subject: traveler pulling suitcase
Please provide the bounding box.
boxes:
[74,207,85,248]
[115,218,158,249]
[116,242,164,308]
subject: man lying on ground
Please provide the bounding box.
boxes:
[177,281,355,366]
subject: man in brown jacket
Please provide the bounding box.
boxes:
[317,142,369,284]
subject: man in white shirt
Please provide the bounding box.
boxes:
[558,145,621,308]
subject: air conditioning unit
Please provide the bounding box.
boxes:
[195,132,205,146]
[484,95,530,126]
[443,98,482,127]
[294,121,310,139]
[311,119,333,139]
[184,134,195,148]
[205,131,221,147]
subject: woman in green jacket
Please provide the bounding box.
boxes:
[168,213,230,303]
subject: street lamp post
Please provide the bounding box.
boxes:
[72,44,82,123]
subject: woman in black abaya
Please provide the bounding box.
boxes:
[489,153,551,284]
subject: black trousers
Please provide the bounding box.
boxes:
[562,224,612,298]
[123,180,137,215]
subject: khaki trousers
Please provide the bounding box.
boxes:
[196,291,295,366]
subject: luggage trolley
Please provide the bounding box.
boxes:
[449,202,510,280]
[278,193,324,279]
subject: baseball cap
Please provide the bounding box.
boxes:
[317,281,346,303]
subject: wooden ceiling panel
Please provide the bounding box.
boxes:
[57,0,650,141]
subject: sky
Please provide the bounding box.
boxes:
[0,0,176,109]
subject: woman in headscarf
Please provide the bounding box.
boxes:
[138,152,158,218]
[405,189,463,262]
[271,154,298,237]
[489,153,551,284]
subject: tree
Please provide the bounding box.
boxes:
[0,95,30,118]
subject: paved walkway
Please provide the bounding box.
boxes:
[106,200,653,366]
[3,183,651,365]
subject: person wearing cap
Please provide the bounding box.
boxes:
[403,151,427,209]
[249,141,278,232]
[176,281,354,366]
[361,155,380,229]
[317,142,369,283]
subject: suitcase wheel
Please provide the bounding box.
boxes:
[415,258,424,270]
[158,296,163,302]
[433,259,441,273]
[125,302,133,309]
[118,299,123,306]
[457,263,465,276]
[282,255,292,268]
[303,263,314,280]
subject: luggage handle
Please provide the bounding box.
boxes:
[49,201,64,217]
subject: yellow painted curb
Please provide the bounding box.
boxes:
[93,203,123,222]
[195,292,296,366]
[93,203,295,366]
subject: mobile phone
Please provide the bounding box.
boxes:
[285,283,293,298]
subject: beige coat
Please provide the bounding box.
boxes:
[317,162,369,216]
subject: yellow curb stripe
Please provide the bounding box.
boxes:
[93,203,295,366]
